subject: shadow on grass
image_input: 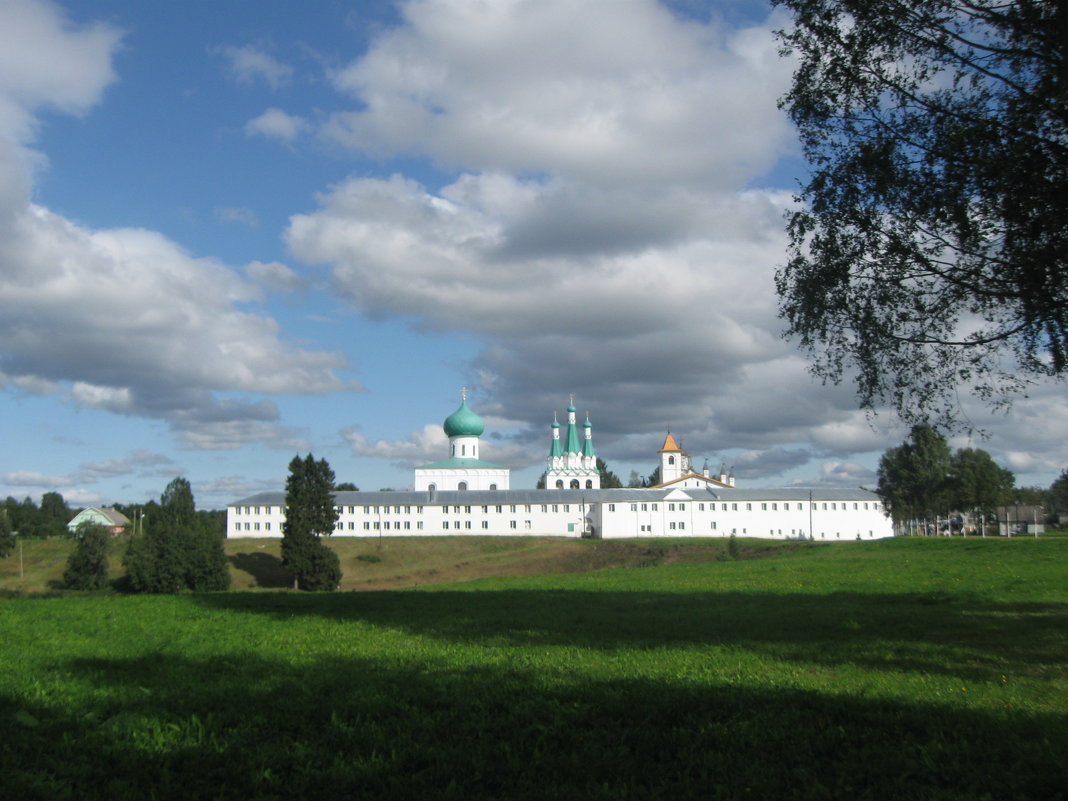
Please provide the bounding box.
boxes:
[228,551,290,588]
[3,648,1065,801]
[195,589,1068,682]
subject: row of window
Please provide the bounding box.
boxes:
[235,500,880,518]
[612,501,880,513]
[233,503,592,517]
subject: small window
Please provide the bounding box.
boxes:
[510,520,517,529]
[490,484,498,491]
[458,481,468,491]
[608,504,616,512]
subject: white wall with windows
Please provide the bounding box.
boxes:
[228,487,892,541]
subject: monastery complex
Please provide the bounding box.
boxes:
[228,392,893,540]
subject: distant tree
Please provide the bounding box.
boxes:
[0,510,14,558]
[535,473,547,489]
[644,467,661,488]
[282,454,341,591]
[4,497,41,538]
[947,448,1015,531]
[39,492,71,538]
[63,525,110,590]
[877,425,952,529]
[597,458,623,489]
[627,471,643,488]
[124,478,229,592]
[1048,470,1068,518]
[774,0,1068,429]
[1012,485,1048,507]
[335,482,359,492]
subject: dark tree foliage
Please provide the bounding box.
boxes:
[774,0,1067,427]
[948,447,1015,522]
[0,494,78,538]
[63,525,111,591]
[878,425,1016,529]
[39,492,71,538]
[0,510,14,558]
[282,454,342,591]
[335,482,359,492]
[596,458,624,489]
[1048,469,1068,515]
[877,424,953,523]
[123,478,230,593]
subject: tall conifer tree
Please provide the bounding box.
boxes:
[282,454,341,591]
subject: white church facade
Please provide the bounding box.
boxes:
[228,393,893,541]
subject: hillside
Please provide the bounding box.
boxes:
[0,535,796,593]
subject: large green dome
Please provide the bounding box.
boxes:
[443,399,484,438]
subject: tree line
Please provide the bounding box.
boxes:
[877,425,1068,534]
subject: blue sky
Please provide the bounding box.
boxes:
[1,0,1065,510]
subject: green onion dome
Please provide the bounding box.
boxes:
[443,399,484,438]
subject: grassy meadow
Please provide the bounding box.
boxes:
[1,536,1065,799]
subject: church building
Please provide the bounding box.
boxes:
[544,397,600,489]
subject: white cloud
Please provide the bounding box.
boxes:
[324,0,794,189]
[216,44,293,89]
[246,107,308,144]
[0,3,358,450]
[0,470,71,488]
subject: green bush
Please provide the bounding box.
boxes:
[63,525,110,590]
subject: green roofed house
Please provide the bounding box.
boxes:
[67,507,130,535]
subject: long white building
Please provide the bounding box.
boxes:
[227,393,893,540]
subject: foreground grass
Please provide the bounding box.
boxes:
[1,538,1065,799]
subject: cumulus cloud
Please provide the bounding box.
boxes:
[245,107,308,144]
[283,0,914,479]
[0,2,357,450]
[324,0,794,189]
[216,44,293,89]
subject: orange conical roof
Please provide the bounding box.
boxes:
[659,432,682,452]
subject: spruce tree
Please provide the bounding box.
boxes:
[64,525,110,590]
[282,454,341,591]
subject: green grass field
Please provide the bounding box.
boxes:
[1,536,1065,799]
